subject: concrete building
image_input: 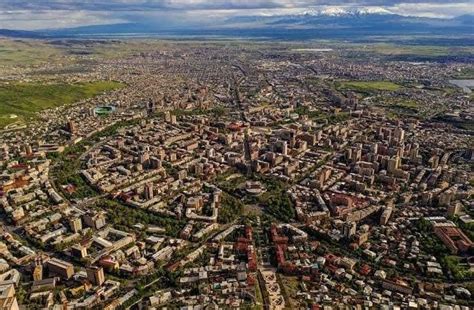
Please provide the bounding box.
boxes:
[86,266,105,286]
[0,284,19,310]
[47,258,74,280]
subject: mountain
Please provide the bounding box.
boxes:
[224,9,468,30]
[454,14,474,25]
[297,6,394,17]
[220,9,473,40]
[46,23,154,36]
[0,9,472,42]
[0,29,45,38]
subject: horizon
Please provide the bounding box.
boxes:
[1,1,473,31]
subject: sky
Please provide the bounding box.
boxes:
[0,0,473,30]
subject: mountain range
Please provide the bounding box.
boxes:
[0,7,472,42]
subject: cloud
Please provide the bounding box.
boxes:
[0,10,124,30]
[390,2,474,18]
[2,0,472,11]
[0,0,473,29]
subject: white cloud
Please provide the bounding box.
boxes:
[0,1,472,29]
[0,10,124,30]
[390,2,474,18]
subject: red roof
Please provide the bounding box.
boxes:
[359,264,371,276]
[11,163,28,170]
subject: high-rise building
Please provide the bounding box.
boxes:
[281,141,288,156]
[410,143,419,160]
[371,143,378,155]
[33,265,43,282]
[69,217,82,233]
[439,191,453,206]
[47,258,74,280]
[67,120,76,135]
[348,91,358,110]
[139,151,149,164]
[387,156,400,173]
[380,207,393,225]
[447,203,461,217]
[144,183,154,200]
[243,133,252,161]
[170,115,177,124]
[346,148,353,162]
[429,155,439,169]
[342,221,357,239]
[24,144,33,156]
[71,244,88,259]
[394,127,405,143]
[86,266,105,286]
[83,212,106,230]
[149,157,162,169]
[164,111,171,122]
[147,99,156,115]
[353,148,362,162]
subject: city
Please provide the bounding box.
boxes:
[0,2,473,309]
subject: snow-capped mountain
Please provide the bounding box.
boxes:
[298,6,394,17]
[215,10,472,41]
[0,6,471,41]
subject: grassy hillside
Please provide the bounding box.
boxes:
[0,39,65,66]
[0,81,123,128]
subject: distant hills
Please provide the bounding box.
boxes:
[222,11,473,37]
[0,29,45,39]
[1,9,473,42]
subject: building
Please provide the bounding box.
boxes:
[0,284,19,310]
[33,265,43,282]
[340,257,357,271]
[439,191,454,206]
[259,269,285,309]
[83,212,106,230]
[394,127,405,143]
[447,204,461,217]
[144,183,154,200]
[69,217,82,233]
[380,207,393,225]
[382,279,413,295]
[355,232,369,246]
[67,120,76,135]
[71,245,88,259]
[433,224,473,254]
[47,258,74,280]
[343,221,357,239]
[86,266,105,286]
[180,222,194,240]
[387,156,400,174]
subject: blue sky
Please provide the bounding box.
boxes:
[0,0,473,30]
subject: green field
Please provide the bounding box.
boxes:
[382,100,420,117]
[0,81,124,128]
[452,68,474,79]
[338,80,401,93]
[0,39,65,66]
[360,43,474,57]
